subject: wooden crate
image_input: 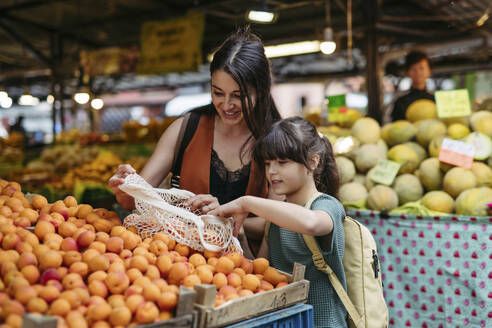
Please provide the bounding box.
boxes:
[22,286,197,328]
[194,263,309,328]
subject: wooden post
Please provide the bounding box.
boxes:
[364,0,383,124]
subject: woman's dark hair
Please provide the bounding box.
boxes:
[253,116,340,198]
[210,26,281,142]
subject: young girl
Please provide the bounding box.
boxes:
[209,117,347,328]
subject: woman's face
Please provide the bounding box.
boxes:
[211,70,255,126]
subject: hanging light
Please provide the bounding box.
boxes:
[74,92,90,104]
[19,94,39,106]
[246,1,277,24]
[47,95,54,104]
[320,27,336,55]
[265,41,321,58]
[0,96,12,109]
[91,98,104,110]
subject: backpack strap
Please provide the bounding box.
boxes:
[170,110,202,188]
[302,234,363,328]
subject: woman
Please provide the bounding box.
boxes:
[109,27,281,253]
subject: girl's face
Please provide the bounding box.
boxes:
[265,159,310,196]
[211,70,255,126]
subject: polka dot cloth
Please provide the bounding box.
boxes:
[348,210,491,328]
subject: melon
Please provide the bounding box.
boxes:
[338,109,361,128]
[441,116,469,126]
[443,167,477,198]
[474,117,492,138]
[470,111,492,131]
[421,191,454,213]
[351,117,380,144]
[376,139,388,154]
[439,161,454,173]
[364,167,377,191]
[428,135,445,158]
[367,185,399,211]
[355,144,386,172]
[416,119,446,147]
[405,99,437,122]
[339,182,368,203]
[387,144,420,174]
[383,120,417,146]
[455,187,492,216]
[418,158,443,191]
[447,123,470,139]
[335,156,356,184]
[403,142,427,163]
[471,162,492,187]
[333,136,360,159]
[463,132,492,160]
[381,124,391,144]
[392,174,424,205]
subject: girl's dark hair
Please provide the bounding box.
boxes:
[253,117,340,198]
[210,26,281,141]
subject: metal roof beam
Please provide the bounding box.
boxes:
[0,0,70,14]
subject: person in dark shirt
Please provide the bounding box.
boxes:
[390,51,434,122]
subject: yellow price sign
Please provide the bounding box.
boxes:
[435,89,471,118]
[370,159,401,186]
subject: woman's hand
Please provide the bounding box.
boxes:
[183,194,219,214]
[209,197,250,237]
[108,164,136,210]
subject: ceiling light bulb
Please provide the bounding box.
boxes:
[0,91,8,99]
[91,98,104,110]
[320,41,336,55]
[47,95,54,104]
[247,10,276,23]
[19,94,39,106]
[0,97,12,108]
[74,92,90,104]
[265,41,321,58]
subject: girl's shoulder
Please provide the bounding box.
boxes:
[311,193,345,218]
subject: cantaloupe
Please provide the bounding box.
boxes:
[352,174,366,185]
[339,182,368,203]
[354,144,386,172]
[455,187,492,216]
[441,116,469,126]
[387,144,420,174]
[405,99,437,122]
[443,167,477,198]
[417,158,443,191]
[403,142,427,163]
[382,120,417,146]
[351,117,380,144]
[474,116,492,138]
[421,191,454,213]
[367,185,399,211]
[392,174,423,205]
[470,111,492,131]
[463,132,492,160]
[338,109,361,128]
[416,119,446,147]
[428,135,445,158]
[335,156,356,184]
[364,167,377,191]
[447,123,470,139]
[471,162,492,187]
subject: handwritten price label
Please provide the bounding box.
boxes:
[438,138,475,169]
[370,159,401,186]
[435,89,471,118]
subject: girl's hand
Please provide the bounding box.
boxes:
[108,164,136,210]
[209,197,250,237]
[183,194,219,214]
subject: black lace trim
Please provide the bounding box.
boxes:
[211,149,250,183]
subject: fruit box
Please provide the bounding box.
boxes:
[193,263,310,328]
[22,286,197,328]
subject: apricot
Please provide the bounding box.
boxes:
[126,268,142,283]
[260,280,274,291]
[21,265,40,284]
[216,257,234,275]
[157,291,177,311]
[227,272,242,288]
[60,290,81,309]
[219,285,237,298]
[135,302,159,324]
[189,253,206,267]
[62,273,85,290]
[14,216,31,228]
[63,196,77,208]
[125,294,144,314]
[132,276,151,289]
[76,204,93,220]
[142,283,160,302]
[26,297,48,313]
[238,289,254,297]
[119,249,132,260]
[38,285,60,303]
[253,258,269,274]
[145,265,160,280]
[69,262,89,277]
[124,285,143,299]
[108,294,126,308]
[104,271,130,294]
[17,252,38,269]
[88,255,110,272]
[183,274,201,289]
[263,267,287,285]
[130,255,149,273]
[38,250,62,270]
[0,206,12,217]
[87,301,112,321]
[49,298,71,316]
[82,249,100,263]
[77,230,95,248]
[232,267,246,278]
[105,237,124,253]
[31,195,48,210]
[34,221,55,241]
[110,226,126,237]
[88,280,108,298]
[5,314,22,328]
[109,306,132,326]
[23,232,39,248]
[95,232,109,244]
[208,257,218,267]
[73,288,90,305]
[62,251,81,267]
[108,261,126,273]
[121,231,139,250]
[167,262,189,285]
[227,252,242,268]
[65,311,87,328]
[2,233,20,250]
[242,274,261,292]
[195,266,213,284]
[212,272,228,289]
[5,198,23,213]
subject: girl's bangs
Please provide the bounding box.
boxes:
[254,127,304,164]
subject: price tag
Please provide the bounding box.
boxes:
[435,89,471,118]
[326,94,348,123]
[438,137,475,169]
[370,159,401,186]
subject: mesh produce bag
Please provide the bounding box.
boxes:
[119,173,242,254]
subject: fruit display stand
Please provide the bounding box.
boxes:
[22,286,197,328]
[348,209,490,328]
[193,263,309,328]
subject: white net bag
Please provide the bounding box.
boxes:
[119,173,242,255]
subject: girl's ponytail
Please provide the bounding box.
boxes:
[314,136,339,198]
